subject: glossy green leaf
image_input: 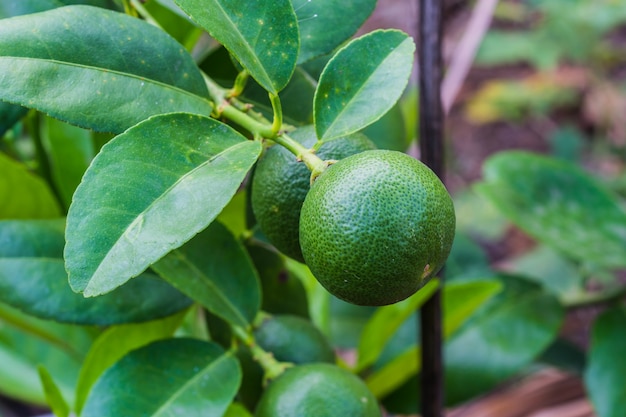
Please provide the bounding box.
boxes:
[293,0,376,64]
[0,5,211,133]
[367,346,419,399]
[74,312,186,413]
[175,0,299,94]
[509,244,585,303]
[0,153,61,219]
[476,151,626,269]
[584,307,626,417]
[356,280,439,371]
[0,219,192,324]
[153,220,261,328]
[0,0,63,18]
[41,116,95,210]
[65,113,262,296]
[38,366,70,417]
[81,338,241,417]
[0,303,94,406]
[364,280,502,398]
[143,0,201,49]
[442,280,503,338]
[314,29,415,141]
[444,275,564,405]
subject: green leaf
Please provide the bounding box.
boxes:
[153,220,261,328]
[41,116,95,210]
[356,280,439,372]
[0,153,61,219]
[442,280,503,338]
[81,338,241,417]
[38,366,70,417]
[475,31,538,67]
[0,303,94,406]
[364,280,502,398]
[314,29,415,141]
[174,0,299,94]
[65,113,261,296]
[0,219,192,324]
[444,275,564,405]
[476,151,626,269]
[366,346,419,399]
[508,244,585,303]
[0,5,211,133]
[293,0,376,64]
[74,312,185,413]
[0,0,64,18]
[584,307,626,417]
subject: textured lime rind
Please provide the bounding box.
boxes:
[299,150,456,306]
[255,363,381,417]
[251,125,376,261]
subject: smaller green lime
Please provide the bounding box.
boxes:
[236,315,334,412]
[255,363,381,417]
[251,125,376,262]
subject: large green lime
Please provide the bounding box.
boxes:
[251,125,376,262]
[255,363,381,417]
[299,150,456,306]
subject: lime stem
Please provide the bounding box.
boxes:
[269,93,283,136]
[227,70,249,98]
[272,133,327,175]
[200,72,328,175]
[231,325,291,382]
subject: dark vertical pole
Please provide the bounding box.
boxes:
[418,0,444,416]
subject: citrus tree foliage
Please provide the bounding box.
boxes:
[0,1,622,417]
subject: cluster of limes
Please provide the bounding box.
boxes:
[247,125,455,416]
[251,125,456,307]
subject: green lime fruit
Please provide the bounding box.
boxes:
[255,363,381,417]
[237,314,334,411]
[299,149,456,306]
[254,314,335,364]
[251,125,376,262]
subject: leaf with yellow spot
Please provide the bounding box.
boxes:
[175,0,299,94]
[314,29,415,141]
